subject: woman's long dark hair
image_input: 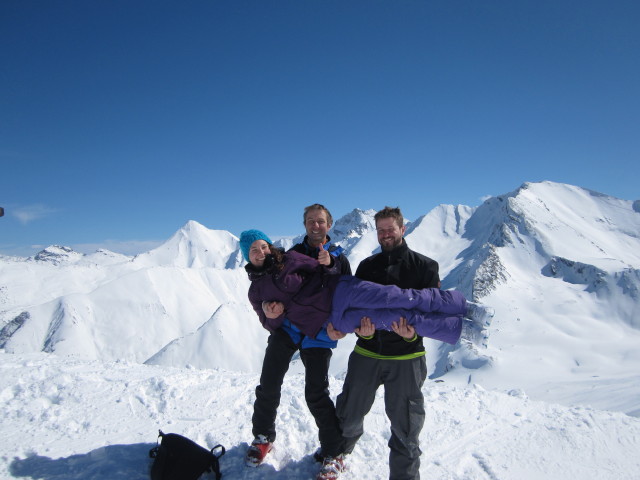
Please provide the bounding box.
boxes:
[268,244,285,272]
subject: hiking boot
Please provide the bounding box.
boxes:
[245,434,273,467]
[465,301,495,327]
[316,454,345,480]
[461,319,489,348]
[462,302,495,348]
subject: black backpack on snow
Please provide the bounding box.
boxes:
[149,430,226,480]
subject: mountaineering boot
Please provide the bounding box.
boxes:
[465,301,495,327]
[316,454,346,480]
[462,302,495,348]
[245,434,273,467]
[461,319,489,348]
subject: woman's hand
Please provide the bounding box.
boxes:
[262,301,284,319]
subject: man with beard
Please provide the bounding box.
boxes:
[335,206,439,480]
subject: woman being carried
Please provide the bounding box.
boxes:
[242,230,491,345]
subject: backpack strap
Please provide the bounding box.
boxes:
[148,430,165,458]
[209,444,226,480]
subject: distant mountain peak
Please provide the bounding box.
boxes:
[180,219,208,232]
[134,220,242,269]
[32,245,83,265]
[331,208,377,241]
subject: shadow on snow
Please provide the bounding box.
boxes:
[9,442,322,479]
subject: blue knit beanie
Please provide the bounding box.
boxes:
[239,229,273,262]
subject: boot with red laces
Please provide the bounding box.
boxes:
[245,434,273,467]
[316,454,346,480]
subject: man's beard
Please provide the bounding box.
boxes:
[380,237,401,252]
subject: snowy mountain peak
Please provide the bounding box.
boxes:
[406,204,475,238]
[180,219,210,234]
[32,245,84,265]
[459,181,640,268]
[331,208,377,241]
[133,220,243,269]
[80,249,132,266]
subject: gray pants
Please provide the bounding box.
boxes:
[336,353,428,480]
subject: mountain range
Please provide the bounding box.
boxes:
[1,180,639,416]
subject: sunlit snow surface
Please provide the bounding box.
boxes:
[2,353,639,480]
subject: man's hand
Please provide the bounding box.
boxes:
[262,301,284,319]
[327,322,347,341]
[354,316,375,337]
[391,317,415,339]
[317,244,331,266]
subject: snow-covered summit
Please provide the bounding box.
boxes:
[410,181,640,297]
[133,220,243,269]
[491,181,640,268]
[24,245,131,268]
[82,248,132,266]
[331,208,377,240]
[32,245,84,265]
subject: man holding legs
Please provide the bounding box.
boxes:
[336,206,439,480]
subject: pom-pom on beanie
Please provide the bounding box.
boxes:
[239,229,273,262]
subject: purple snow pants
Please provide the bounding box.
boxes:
[327,276,466,345]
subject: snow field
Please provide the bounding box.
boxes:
[2,352,639,480]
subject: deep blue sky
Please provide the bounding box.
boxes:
[2,0,639,256]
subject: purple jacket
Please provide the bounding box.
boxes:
[246,250,341,338]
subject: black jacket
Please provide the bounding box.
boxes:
[354,239,440,356]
